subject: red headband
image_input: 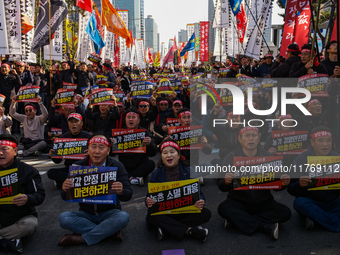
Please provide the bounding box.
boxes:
[126,112,140,118]
[239,126,259,136]
[88,137,110,147]
[0,140,17,148]
[25,105,36,111]
[311,130,332,139]
[278,114,292,120]
[161,141,180,152]
[287,48,300,52]
[103,65,110,70]
[178,111,191,118]
[173,100,183,106]
[63,105,75,110]
[158,100,169,105]
[1,63,10,68]
[139,101,149,106]
[301,49,311,53]
[307,99,319,108]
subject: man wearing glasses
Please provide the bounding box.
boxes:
[9,96,48,157]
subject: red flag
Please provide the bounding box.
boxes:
[114,34,120,67]
[76,0,92,13]
[200,21,209,62]
[331,18,337,41]
[236,4,247,44]
[148,47,153,63]
[280,0,311,58]
[162,44,176,68]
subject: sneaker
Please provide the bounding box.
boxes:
[157,227,164,241]
[198,176,204,185]
[263,223,279,240]
[130,177,144,186]
[188,226,208,242]
[34,150,41,157]
[10,239,23,253]
[305,217,314,230]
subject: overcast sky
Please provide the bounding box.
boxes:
[144,0,285,45]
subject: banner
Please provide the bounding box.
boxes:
[212,0,229,28]
[235,3,247,44]
[200,21,209,62]
[232,156,284,190]
[55,89,75,105]
[0,1,9,54]
[44,23,63,61]
[118,10,129,65]
[112,129,147,153]
[148,179,200,216]
[90,88,114,105]
[62,82,77,90]
[280,0,310,58]
[77,12,91,62]
[220,82,246,106]
[213,27,226,61]
[50,127,62,137]
[66,166,117,204]
[130,81,154,99]
[157,79,174,95]
[0,168,21,204]
[168,126,203,150]
[51,138,88,159]
[307,156,340,190]
[102,29,115,63]
[297,74,330,97]
[16,85,40,102]
[113,91,126,106]
[4,0,21,54]
[0,94,6,106]
[167,118,180,127]
[186,24,195,63]
[136,39,146,69]
[271,131,308,155]
[31,0,69,53]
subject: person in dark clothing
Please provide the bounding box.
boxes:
[136,98,158,131]
[0,134,45,253]
[146,139,211,241]
[47,113,91,189]
[117,109,157,186]
[44,65,61,109]
[226,62,240,78]
[201,102,226,144]
[218,127,291,239]
[240,57,253,77]
[0,64,21,115]
[191,63,198,75]
[121,67,132,94]
[290,44,328,77]
[85,98,120,137]
[72,62,94,95]
[59,60,75,84]
[153,98,172,145]
[253,54,274,78]
[321,40,338,76]
[288,126,340,231]
[271,44,301,78]
[149,66,157,77]
[97,63,116,88]
[197,64,205,73]
[58,134,132,247]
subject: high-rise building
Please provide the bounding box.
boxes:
[115,0,142,39]
[145,15,159,52]
[178,29,187,43]
[208,0,215,54]
[140,0,144,40]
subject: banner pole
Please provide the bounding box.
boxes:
[49,0,52,95]
[310,0,321,61]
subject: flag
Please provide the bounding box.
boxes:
[229,0,242,16]
[180,32,195,57]
[101,0,132,47]
[147,47,153,63]
[235,3,247,43]
[65,18,78,59]
[195,36,200,51]
[154,51,160,67]
[31,0,69,53]
[331,18,337,41]
[178,42,186,64]
[76,0,92,13]
[86,11,106,54]
[162,44,176,67]
[21,14,34,34]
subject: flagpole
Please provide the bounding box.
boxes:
[310,0,321,62]
[337,0,340,65]
[49,0,52,95]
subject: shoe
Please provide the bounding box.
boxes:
[58,234,82,247]
[224,219,230,229]
[157,227,164,241]
[263,223,279,240]
[130,177,144,186]
[34,150,41,157]
[9,239,23,253]
[198,176,204,185]
[188,226,208,242]
[112,230,123,241]
[305,217,314,230]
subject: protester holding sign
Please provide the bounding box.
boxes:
[288,126,340,231]
[0,134,45,253]
[0,106,12,135]
[47,113,91,189]
[218,126,291,240]
[96,63,116,88]
[117,109,157,186]
[146,139,211,241]
[9,96,48,157]
[58,134,132,247]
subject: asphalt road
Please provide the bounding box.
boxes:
[3,152,340,255]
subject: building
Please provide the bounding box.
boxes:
[140,0,144,40]
[115,0,142,39]
[178,29,187,43]
[208,0,215,54]
[145,15,159,52]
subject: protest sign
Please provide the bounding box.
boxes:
[51,138,88,159]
